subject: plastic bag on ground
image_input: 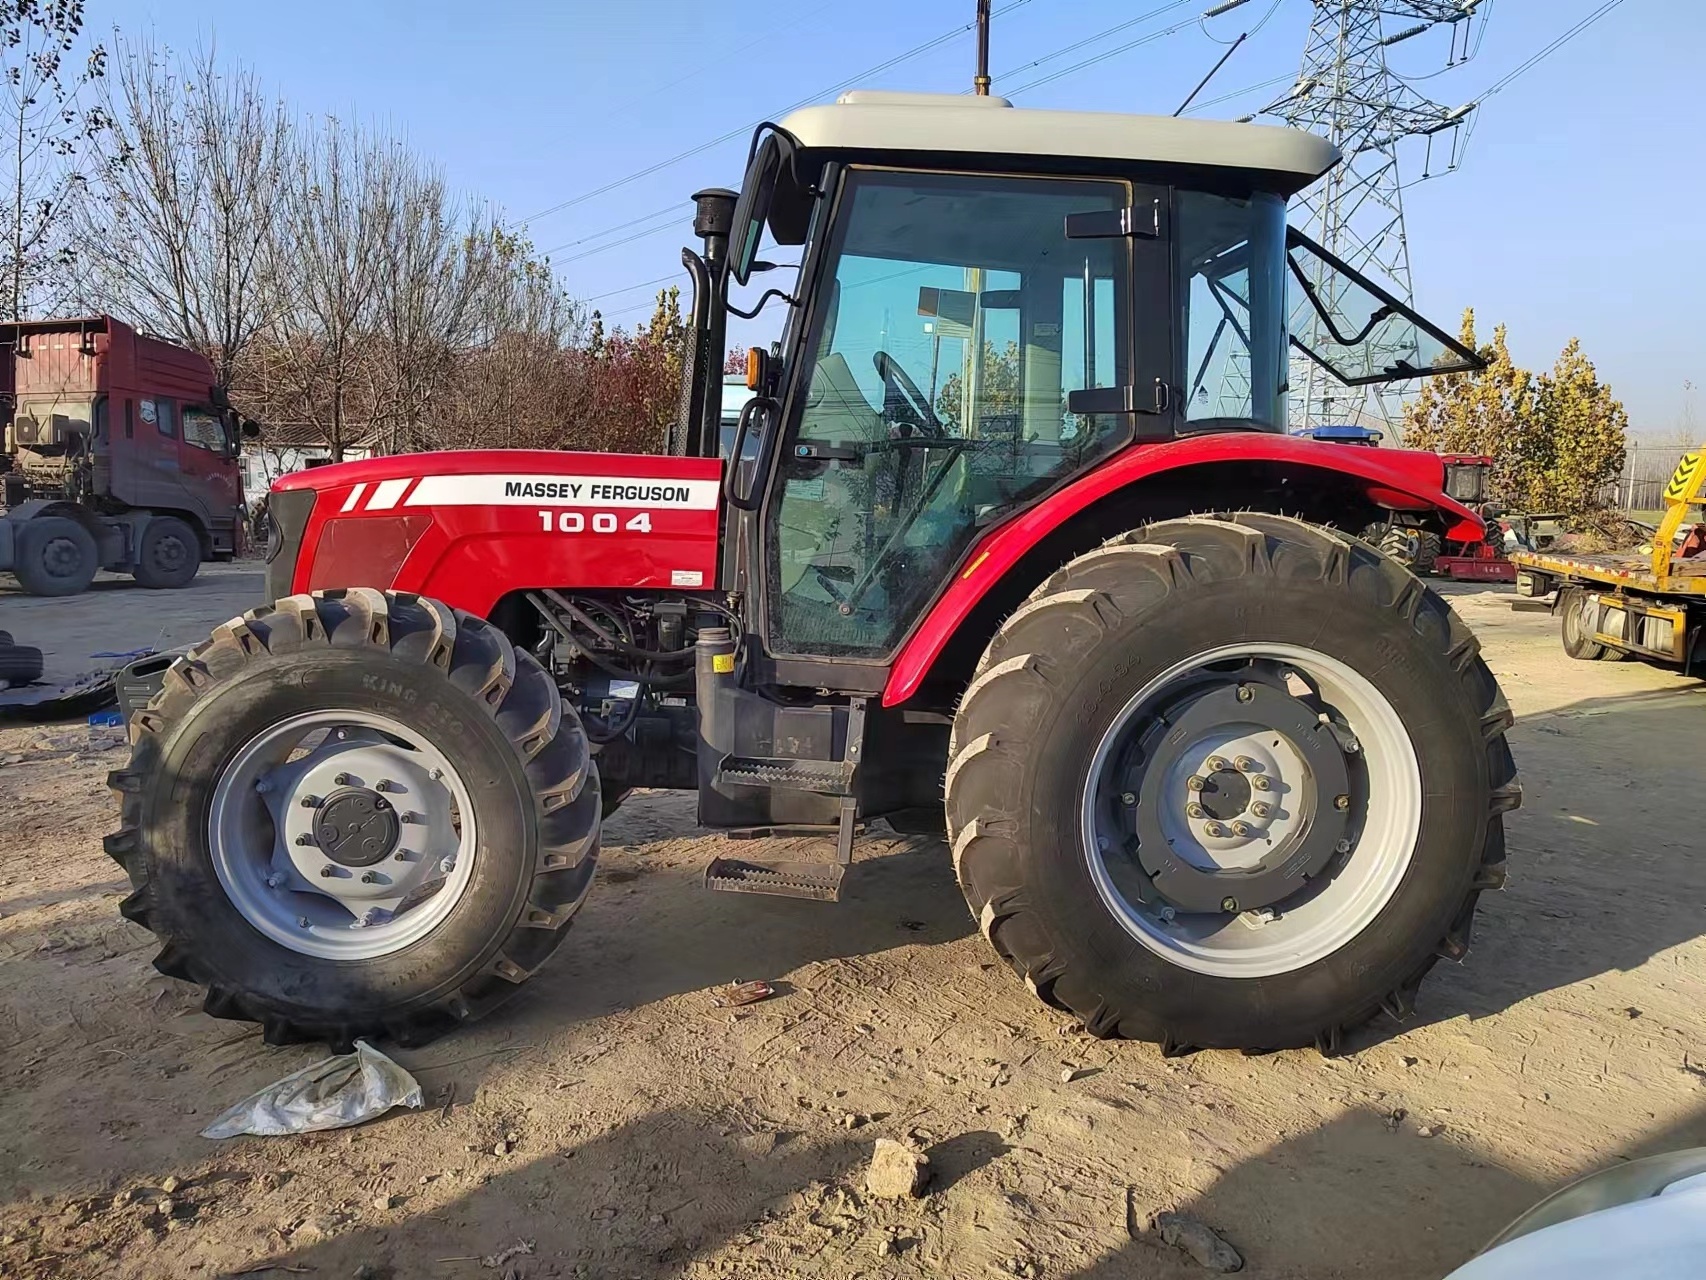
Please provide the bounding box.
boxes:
[201,1040,423,1139]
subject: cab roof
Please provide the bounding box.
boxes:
[777,91,1338,192]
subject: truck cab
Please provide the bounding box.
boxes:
[0,316,249,595]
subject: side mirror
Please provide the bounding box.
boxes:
[241,418,261,440]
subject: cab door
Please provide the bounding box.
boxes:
[758,168,1171,667]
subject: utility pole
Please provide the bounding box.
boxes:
[1256,1,1482,435]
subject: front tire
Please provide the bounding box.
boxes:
[14,516,97,596]
[947,515,1518,1054]
[106,589,600,1048]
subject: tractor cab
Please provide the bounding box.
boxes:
[677,92,1479,669]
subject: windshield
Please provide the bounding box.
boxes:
[1179,191,1288,428]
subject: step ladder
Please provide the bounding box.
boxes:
[703,700,865,902]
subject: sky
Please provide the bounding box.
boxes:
[95,0,1702,436]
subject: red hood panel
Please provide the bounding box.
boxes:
[280,449,724,614]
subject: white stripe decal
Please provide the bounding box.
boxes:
[405,473,720,510]
[340,482,367,512]
[367,477,413,510]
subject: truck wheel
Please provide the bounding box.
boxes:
[105,589,600,1048]
[948,514,1518,1054]
[1558,587,1625,661]
[14,516,97,596]
[133,516,201,589]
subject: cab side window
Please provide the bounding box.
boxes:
[141,398,176,438]
[182,406,227,452]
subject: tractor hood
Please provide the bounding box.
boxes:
[267,449,724,615]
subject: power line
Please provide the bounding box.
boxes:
[1478,0,1623,99]
[986,1,1195,87]
[1002,8,1205,97]
[580,271,685,304]
[537,202,686,258]
[520,0,1039,225]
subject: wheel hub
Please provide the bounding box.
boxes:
[207,712,476,960]
[1130,680,1353,915]
[44,537,81,575]
[313,788,401,867]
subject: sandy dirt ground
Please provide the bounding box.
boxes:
[1,577,1703,1280]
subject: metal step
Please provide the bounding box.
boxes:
[717,756,850,794]
[704,857,846,902]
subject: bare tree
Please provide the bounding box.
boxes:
[369,167,495,453]
[78,37,287,389]
[0,0,105,318]
[269,118,397,461]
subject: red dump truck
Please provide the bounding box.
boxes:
[0,316,249,595]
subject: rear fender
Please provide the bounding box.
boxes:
[882,432,1481,707]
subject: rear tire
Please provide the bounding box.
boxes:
[1559,587,1621,661]
[133,515,201,589]
[106,589,600,1048]
[14,516,97,596]
[947,514,1518,1054]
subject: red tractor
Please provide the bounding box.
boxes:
[107,92,1517,1056]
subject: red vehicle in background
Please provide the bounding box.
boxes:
[0,316,250,595]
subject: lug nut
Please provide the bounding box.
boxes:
[1334,794,1350,811]
[320,865,336,877]
[1186,802,1206,819]
[1231,821,1253,838]
[375,779,398,793]
[1251,775,1273,792]
[334,772,353,786]
[1203,821,1226,838]
[1236,685,1254,703]
[1119,791,1136,806]
[1251,802,1272,819]
[439,857,456,875]
[1220,896,1239,913]
[393,850,408,862]
[299,795,321,809]
[1206,756,1229,773]
[430,768,444,781]
[295,833,314,846]
[1157,905,1176,923]
[1234,756,1258,773]
[374,797,390,811]
[1344,737,1361,754]
[1335,838,1352,854]
[297,916,311,929]
[361,871,379,884]
[1187,776,1207,792]
[400,812,421,825]
[255,779,272,794]
[264,873,283,888]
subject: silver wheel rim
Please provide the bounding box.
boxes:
[1081,643,1422,978]
[207,710,477,960]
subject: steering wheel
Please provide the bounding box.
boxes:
[874,350,945,438]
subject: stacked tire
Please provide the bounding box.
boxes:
[0,630,45,687]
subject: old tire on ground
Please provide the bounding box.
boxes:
[106,589,600,1048]
[0,642,45,686]
[947,514,1518,1054]
[14,516,97,596]
[133,515,201,589]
